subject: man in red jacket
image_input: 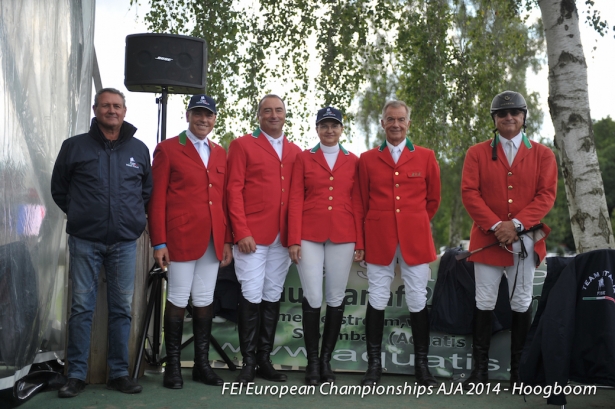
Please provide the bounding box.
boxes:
[227,94,302,383]
[148,94,233,389]
[461,91,557,388]
[358,100,441,387]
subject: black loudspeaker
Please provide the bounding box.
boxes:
[124,33,207,94]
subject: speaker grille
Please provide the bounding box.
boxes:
[124,33,207,94]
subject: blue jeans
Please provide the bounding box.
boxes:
[67,236,137,381]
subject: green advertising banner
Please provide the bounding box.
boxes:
[202,259,547,381]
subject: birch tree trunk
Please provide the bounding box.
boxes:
[539,0,614,252]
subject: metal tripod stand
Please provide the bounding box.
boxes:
[131,263,236,380]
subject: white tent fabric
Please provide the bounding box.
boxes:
[0,0,95,391]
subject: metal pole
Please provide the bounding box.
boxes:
[161,87,168,141]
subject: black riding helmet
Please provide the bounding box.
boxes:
[490,91,528,160]
[490,90,527,121]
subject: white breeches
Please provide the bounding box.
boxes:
[233,233,291,303]
[296,240,355,308]
[367,245,430,312]
[167,237,219,308]
[474,235,536,312]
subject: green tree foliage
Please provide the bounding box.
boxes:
[594,116,615,228]
[431,155,474,249]
[356,1,544,152]
[133,1,541,141]
[132,0,256,136]
[132,0,548,251]
[131,0,396,142]
[393,0,544,249]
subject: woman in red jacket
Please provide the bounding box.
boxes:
[288,106,364,385]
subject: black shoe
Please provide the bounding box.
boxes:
[193,364,224,386]
[106,376,143,394]
[58,378,86,398]
[361,361,383,386]
[305,361,321,386]
[235,363,256,384]
[256,359,287,382]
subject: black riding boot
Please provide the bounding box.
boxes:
[302,298,321,385]
[463,308,493,390]
[361,303,385,386]
[410,307,439,387]
[163,301,185,389]
[510,307,532,387]
[192,305,223,386]
[235,296,260,384]
[256,300,287,381]
[320,303,344,383]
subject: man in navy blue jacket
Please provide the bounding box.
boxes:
[51,88,152,398]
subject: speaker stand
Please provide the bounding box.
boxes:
[131,264,237,380]
[157,87,169,142]
[132,264,165,378]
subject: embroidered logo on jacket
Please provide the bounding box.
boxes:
[126,157,139,169]
[582,270,615,304]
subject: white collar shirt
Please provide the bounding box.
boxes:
[262,130,284,160]
[502,131,523,165]
[386,140,404,164]
[186,128,211,167]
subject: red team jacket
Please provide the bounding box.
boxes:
[287,144,364,249]
[461,136,557,266]
[148,132,232,262]
[226,128,302,247]
[358,139,441,266]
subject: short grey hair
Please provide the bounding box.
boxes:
[257,94,286,116]
[94,88,126,107]
[382,100,411,119]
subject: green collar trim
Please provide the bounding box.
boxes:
[378,137,415,152]
[179,131,187,146]
[252,127,261,138]
[180,130,212,148]
[310,143,349,155]
[491,132,532,149]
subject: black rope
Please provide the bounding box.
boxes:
[492,129,498,161]
[509,236,528,303]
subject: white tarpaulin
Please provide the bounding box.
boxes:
[0,0,95,393]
